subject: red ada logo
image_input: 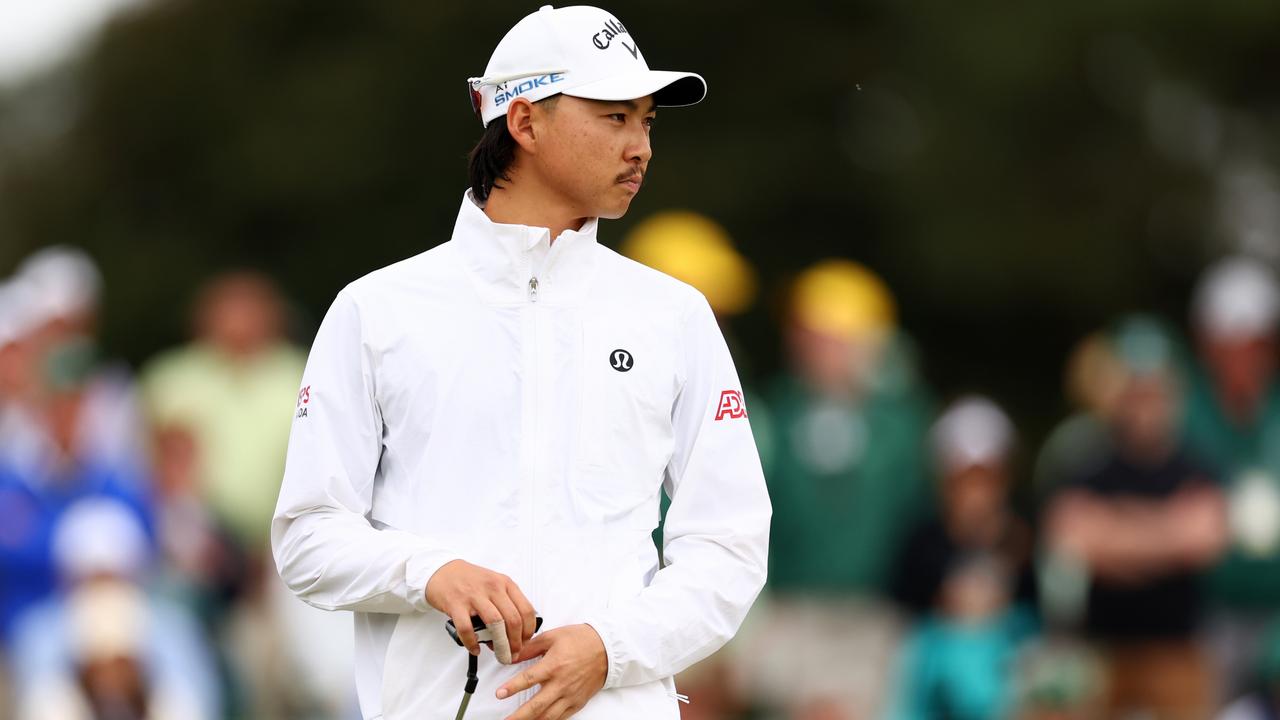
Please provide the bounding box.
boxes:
[296,385,311,418]
[715,390,747,421]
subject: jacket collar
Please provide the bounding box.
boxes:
[451,190,600,305]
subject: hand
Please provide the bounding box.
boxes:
[1167,484,1227,566]
[496,624,608,720]
[425,559,536,663]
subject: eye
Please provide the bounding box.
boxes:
[643,116,656,130]
[607,113,627,123]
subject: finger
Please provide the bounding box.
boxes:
[450,606,479,656]
[475,598,506,657]
[538,696,574,720]
[513,629,552,664]
[491,619,512,664]
[496,660,550,700]
[507,580,538,643]
[491,591,523,663]
[503,685,556,720]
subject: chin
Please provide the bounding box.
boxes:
[597,198,635,221]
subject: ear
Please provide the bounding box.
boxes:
[506,98,538,154]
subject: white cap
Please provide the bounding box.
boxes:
[52,497,150,582]
[470,5,706,127]
[15,245,103,324]
[932,395,1015,472]
[0,279,42,347]
[1193,255,1280,340]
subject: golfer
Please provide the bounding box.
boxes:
[272,5,771,719]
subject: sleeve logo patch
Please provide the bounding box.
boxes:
[296,385,310,418]
[715,390,748,421]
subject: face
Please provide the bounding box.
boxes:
[944,465,1006,528]
[195,273,284,356]
[786,323,883,397]
[521,94,655,219]
[1114,373,1179,459]
[1201,332,1276,407]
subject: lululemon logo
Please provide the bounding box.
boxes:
[610,349,634,372]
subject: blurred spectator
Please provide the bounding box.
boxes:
[10,247,149,477]
[892,395,1035,617]
[10,497,218,720]
[731,259,932,719]
[1182,257,1280,693]
[139,271,360,719]
[1043,315,1227,719]
[139,271,305,557]
[887,551,1036,720]
[0,248,153,715]
[886,396,1036,720]
[0,330,153,646]
[1033,331,1126,501]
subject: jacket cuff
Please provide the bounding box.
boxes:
[405,549,461,613]
[582,614,622,689]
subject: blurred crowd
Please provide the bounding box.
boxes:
[628,213,1280,720]
[0,250,353,720]
[5,219,1280,720]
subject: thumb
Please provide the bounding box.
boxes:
[513,629,554,664]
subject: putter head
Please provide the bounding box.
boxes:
[446,615,544,648]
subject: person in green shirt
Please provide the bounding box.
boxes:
[732,259,933,720]
[1181,256,1280,695]
[140,272,306,557]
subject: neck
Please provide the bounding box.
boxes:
[483,181,589,244]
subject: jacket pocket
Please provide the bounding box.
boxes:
[571,466,661,529]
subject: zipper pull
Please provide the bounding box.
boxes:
[528,276,539,302]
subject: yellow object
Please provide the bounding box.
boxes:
[791,259,896,339]
[621,211,756,316]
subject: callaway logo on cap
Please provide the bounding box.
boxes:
[467,5,707,127]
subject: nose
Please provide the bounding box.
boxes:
[627,121,652,166]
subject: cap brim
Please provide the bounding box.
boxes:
[563,70,706,108]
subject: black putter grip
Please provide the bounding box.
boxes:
[446,615,544,647]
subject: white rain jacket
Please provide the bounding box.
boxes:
[272,192,771,719]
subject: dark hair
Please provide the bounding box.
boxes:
[467,96,558,202]
[468,120,517,203]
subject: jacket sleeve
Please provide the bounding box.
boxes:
[583,294,772,688]
[271,289,458,614]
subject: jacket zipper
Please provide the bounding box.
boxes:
[523,270,540,706]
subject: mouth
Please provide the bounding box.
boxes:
[617,171,643,194]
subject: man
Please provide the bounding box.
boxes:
[271,6,771,720]
[737,258,930,720]
[1181,256,1280,694]
[1044,316,1226,720]
[143,271,306,556]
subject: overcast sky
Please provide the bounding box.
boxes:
[0,0,143,87]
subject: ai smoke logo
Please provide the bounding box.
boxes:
[609,349,634,372]
[592,18,638,59]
